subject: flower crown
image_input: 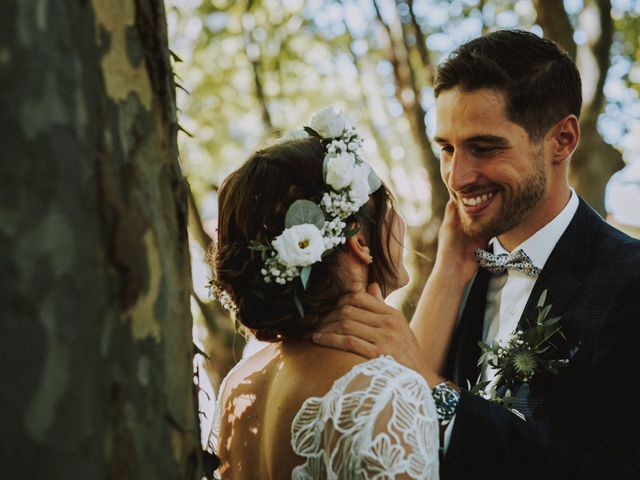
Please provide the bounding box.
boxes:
[210,107,381,317]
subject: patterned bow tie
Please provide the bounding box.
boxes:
[474,248,541,277]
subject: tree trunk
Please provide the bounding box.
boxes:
[0,1,199,479]
[570,0,623,213]
[534,0,623,213]
[373,0,448,318]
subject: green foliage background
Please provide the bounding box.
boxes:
[167,0,640,400]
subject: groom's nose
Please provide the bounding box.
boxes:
[446,150,479,193]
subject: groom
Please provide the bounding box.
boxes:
[312,30,640,478]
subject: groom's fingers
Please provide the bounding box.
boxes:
[311,331,379,359]
[313,317,381,341]
[337,290,395,316]
[320,303,386,328]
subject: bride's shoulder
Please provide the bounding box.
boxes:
[329,354,424,387]
[293,343,424,393]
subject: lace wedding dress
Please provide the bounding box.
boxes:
[208,355,440,479]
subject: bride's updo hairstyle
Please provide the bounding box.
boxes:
[212,136,398,342]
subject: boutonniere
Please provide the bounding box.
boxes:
[470,290,570,410]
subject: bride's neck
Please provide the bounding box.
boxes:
[336,252,370,294]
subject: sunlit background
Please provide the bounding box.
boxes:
[164,0,640,447]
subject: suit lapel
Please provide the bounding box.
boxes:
[517,198,597,332]
[444,198,600,389]
[445,268,491,387]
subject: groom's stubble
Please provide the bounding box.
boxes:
[458,149,547,241]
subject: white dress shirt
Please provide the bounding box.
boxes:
[443,188,579,453]
[480,189,579,382]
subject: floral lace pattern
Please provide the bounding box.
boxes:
[208,355,439,479]
[291,356,439,479]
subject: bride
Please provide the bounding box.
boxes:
[206,108,476,479]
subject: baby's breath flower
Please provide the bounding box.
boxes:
[247,108,381,294]
[472,290,572,414]
[209,282,238,314]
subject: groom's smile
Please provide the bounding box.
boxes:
[434,87,550,243]
[459,189,497,212]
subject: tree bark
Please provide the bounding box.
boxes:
[534,0,623,213]
[0,1,199,478]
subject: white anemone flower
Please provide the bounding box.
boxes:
[310,107,346,138]
[349,163,372,206]
[272,224,325,267]
[325,152,357,190]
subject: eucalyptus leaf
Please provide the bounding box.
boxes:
[537,289,548,308]
[300,265,312,290]
[542,316,562,328]
[470,380,491,394]
[321,248,335,259]
[248,240,267,251]
[477,352,487,366]
[322,154,330,183]
[285,199,325,229]
[303,126,321,138]
[345,226,361,238]
[367,167,382,194]
[539,304,552,321]
[293,289,304,318]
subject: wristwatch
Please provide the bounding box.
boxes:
[431,380,461,426]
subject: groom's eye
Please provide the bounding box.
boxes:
[472,146,499,155]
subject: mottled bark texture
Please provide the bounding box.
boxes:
[0,1,198,479]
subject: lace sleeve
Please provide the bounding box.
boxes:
[291,356,440,479]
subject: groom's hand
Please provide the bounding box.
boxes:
[311,283,439,383]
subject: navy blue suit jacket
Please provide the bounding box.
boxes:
[442,199,640,479]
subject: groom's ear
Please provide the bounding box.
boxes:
[345,224,372,265]
[548,114,580,165]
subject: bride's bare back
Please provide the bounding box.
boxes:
[215,339,366,479]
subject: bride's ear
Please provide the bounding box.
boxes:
[345,224,373,265]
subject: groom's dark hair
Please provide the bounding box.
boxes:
[434,29,582,141]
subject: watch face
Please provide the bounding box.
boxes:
[433,383,460,422]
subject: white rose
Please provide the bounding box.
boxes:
[325,152,356,190]
[272,224,325,267]
[349,163,372,206]
[275,128,309,144]
[310,107,346,138]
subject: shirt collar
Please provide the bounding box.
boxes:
[491,188,579,271]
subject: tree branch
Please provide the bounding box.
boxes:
[406,0,434,85]
[533,0,577,59]
[242,0,277,136]
[582,0,614,127]
[373,0,448,215]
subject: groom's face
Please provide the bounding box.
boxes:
[434,87,547,240]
